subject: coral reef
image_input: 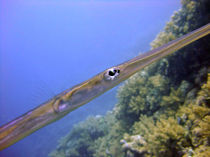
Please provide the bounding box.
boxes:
[49,0,210,157]
[49,116,110,157]
[122,74,210,157]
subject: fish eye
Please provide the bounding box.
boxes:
[104,67,120,81]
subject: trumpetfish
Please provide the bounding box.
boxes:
[0,23,209,150]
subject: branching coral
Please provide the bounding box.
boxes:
[49,115,110,157]
[116,73,170,129]
[123,115,187,157]
[93,121,125,157]
[123,74,210,157]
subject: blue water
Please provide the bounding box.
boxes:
[0,0,181,156]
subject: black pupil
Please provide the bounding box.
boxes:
[108,69,119,76]
[109,70,115,76]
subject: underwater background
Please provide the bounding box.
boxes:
[0,0,209,157]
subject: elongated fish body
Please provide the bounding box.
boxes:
[0,23,209,150]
